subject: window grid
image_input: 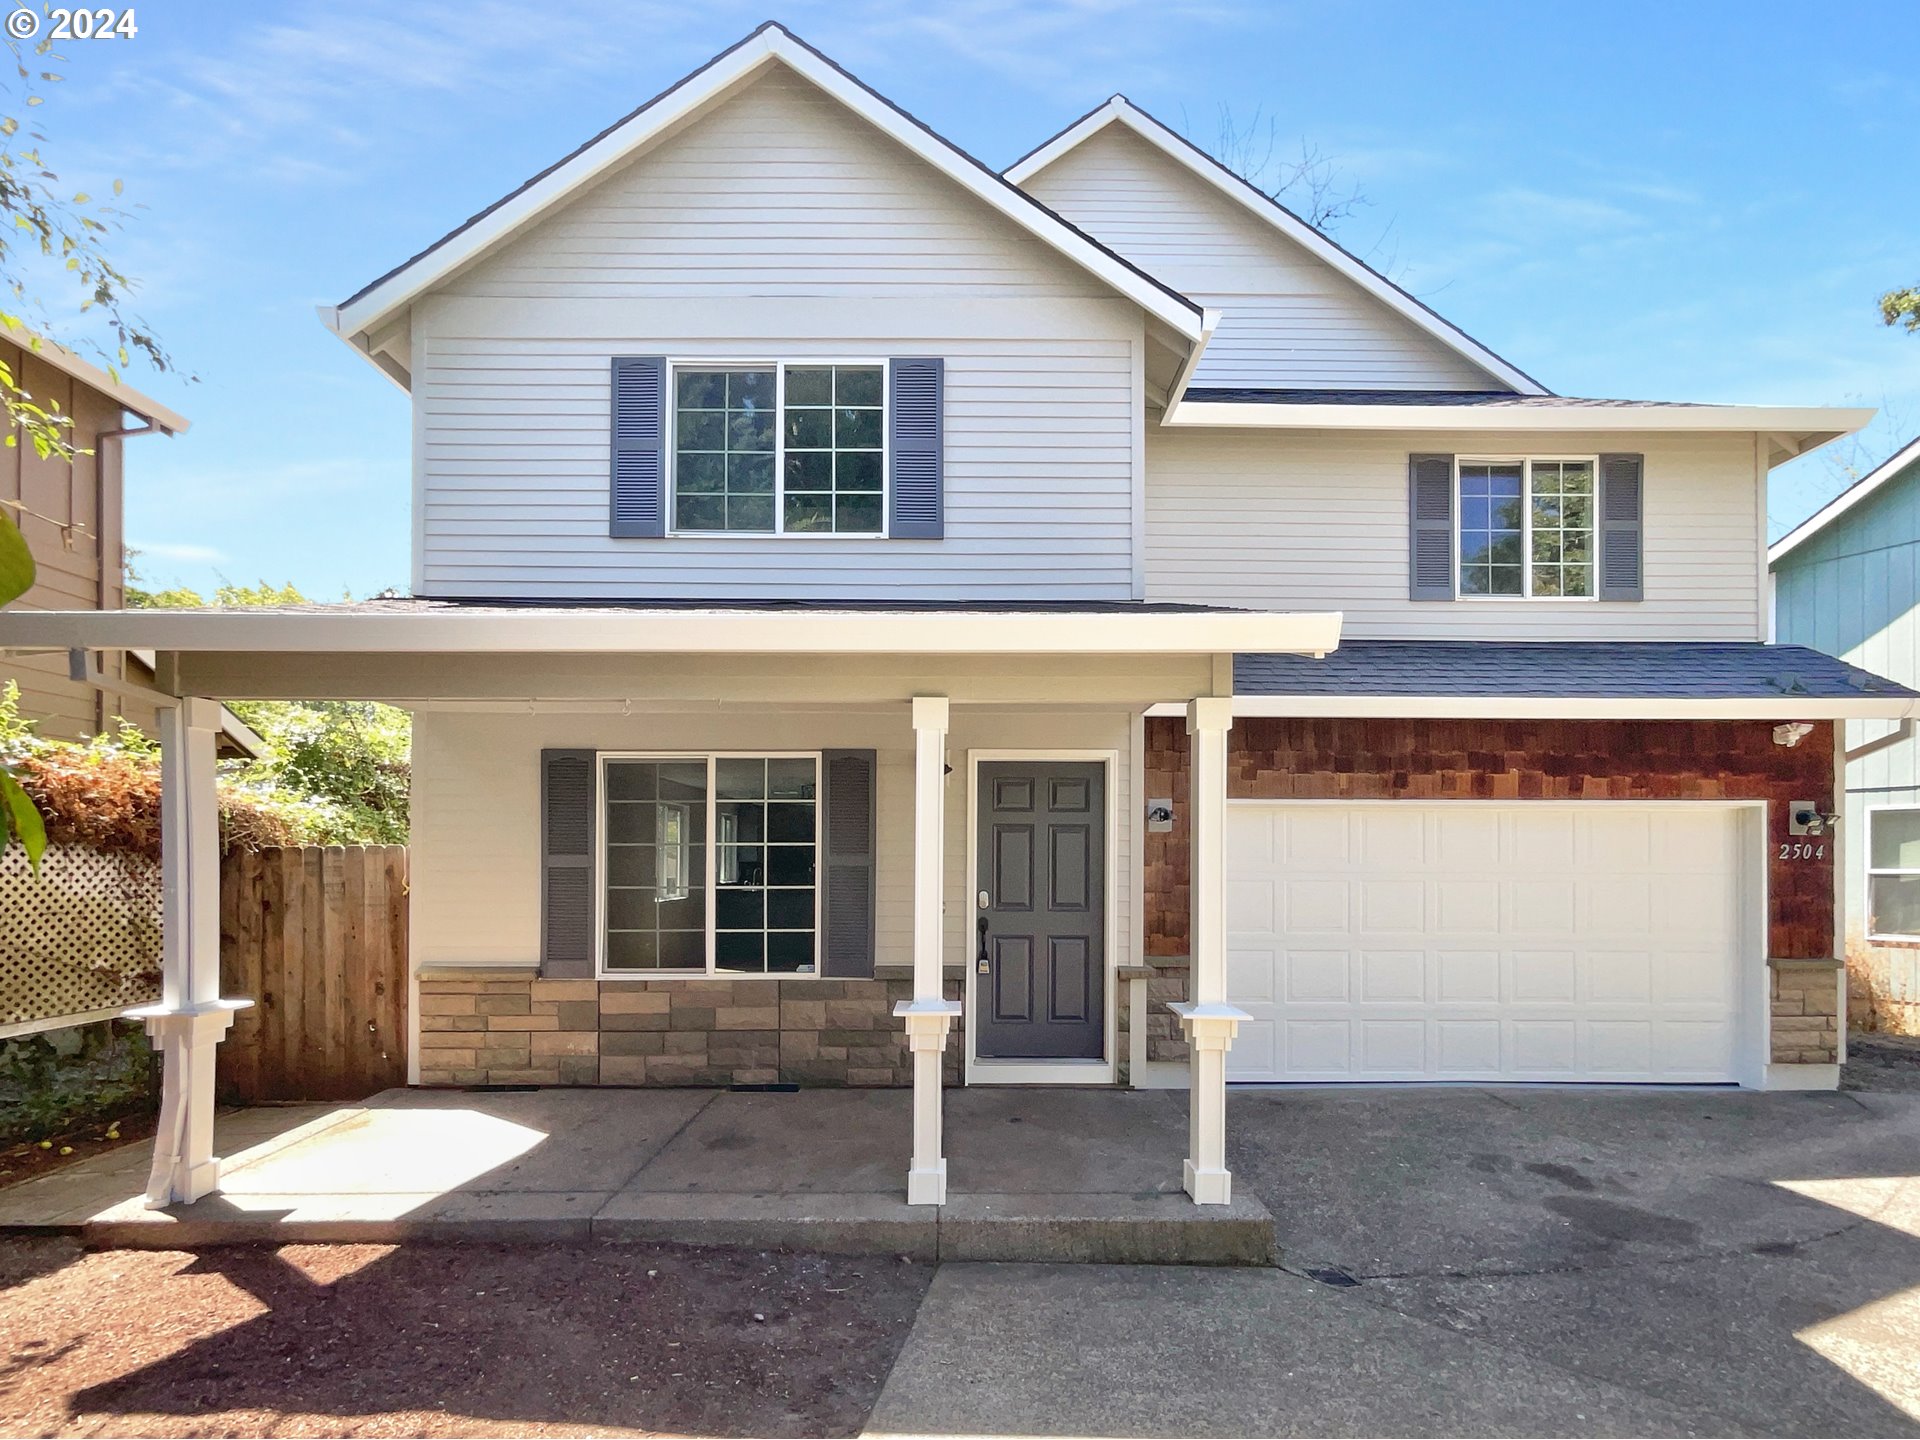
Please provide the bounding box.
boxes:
[1867,805,1920,942]
[1456,456,1598,600]
[600,753,822,980]
[669,362,887,537]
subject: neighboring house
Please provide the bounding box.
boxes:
[0,330,183,739]
[6,24,1913,1210]
[1771,435,1920,1034]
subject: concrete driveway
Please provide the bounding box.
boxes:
[872,1086,1920,1437]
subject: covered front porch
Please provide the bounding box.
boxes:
[0,1085,1275,1264]
[0,598,1342,1216]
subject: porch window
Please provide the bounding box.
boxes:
[1868,806,1920,941]
[1457,457,1595,598]
[671,363,885,536]
[602,754,820,977]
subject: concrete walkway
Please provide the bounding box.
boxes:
[0,1086,1272,1264]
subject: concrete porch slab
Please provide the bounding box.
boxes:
[0,1085,1273,1265]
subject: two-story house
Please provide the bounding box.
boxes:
[8,23,1914,1211]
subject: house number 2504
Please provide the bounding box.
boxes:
[1778,842,1826,861]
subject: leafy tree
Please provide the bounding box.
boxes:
[1882,287,1920,333]
[0,30,184,868]
[131,581,411,843]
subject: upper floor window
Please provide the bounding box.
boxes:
[1457,457,1596,599]
[672,363,885,536]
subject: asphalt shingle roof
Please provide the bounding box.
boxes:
[1235,641,1915,699]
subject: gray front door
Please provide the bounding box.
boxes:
[975,761,1105,1060]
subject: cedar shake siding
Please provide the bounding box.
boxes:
[1144,717,1842,1067]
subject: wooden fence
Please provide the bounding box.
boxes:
[219,845,409,1102]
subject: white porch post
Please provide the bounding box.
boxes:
[1171,695,1246,1205]
[894,694,961,1205]
[135,697,247,1207]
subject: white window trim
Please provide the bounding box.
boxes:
[595,750,825,981]
[1865,802,1920,943]
[665,357,891,540]
[1455,453,1600,602]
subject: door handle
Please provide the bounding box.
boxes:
[976,915,990,973]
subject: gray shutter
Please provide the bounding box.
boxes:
[540,749,596,978]
[609,356,666,538]
[1408,453,1455,600]
[1598,453,1644,600]
[888,358,943,538]
[820,749,877,978]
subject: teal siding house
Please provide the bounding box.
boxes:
[1773,435,1920,1033]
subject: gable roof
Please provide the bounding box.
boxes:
[320,24,1205,362]
[1003,96,1549,397]
[1769,433,1920,567]
[1,323,188,434]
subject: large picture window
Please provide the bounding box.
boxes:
[1868,806,1920,941]
[601,754,819,977]
[671,362,885,536]
[1457,456,1595,598]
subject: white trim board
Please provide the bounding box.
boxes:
[1162,401,1871,462]
[1004,96,1546,397]
[7,607,1343,658]
[322,24,1205,372]
[1769,432,1920,566]
[963,749,1121,1085]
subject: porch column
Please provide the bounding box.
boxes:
[134,697,247,1207]
[894,695,962,1205]
[1170,695,1246,1205]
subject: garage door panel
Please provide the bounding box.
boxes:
[1227,877,1276,932]
[1587,1020,1654,1074]
[1359,949,1425,1002]
[1360,880,1424,932]
[1226,803,1745,1084]
[1359,1020,1426,1074]
[1584,875,1652,935]
[1285,949,1351,1002]
[1360,810,1426,867]
[1586,950,1654,1003]
[1511,950,1578,1003]
[1283,808,1347,864]
[1508,809,1579,869]
[1227,946,1278,1003]
[1436,1019,1502,1074]
[1434,879,1500,933]
[1434,809,1502,867]
[1285,1019,1352,1076]
[1284,878,1349,931]
[1510,879,1577,932]
[1437,950,1501,1003]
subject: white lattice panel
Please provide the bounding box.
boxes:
[0,844,162,1036]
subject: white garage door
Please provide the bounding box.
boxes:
[1226,803,1747,1084]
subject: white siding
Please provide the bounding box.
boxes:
[414,68,1143,600]
[1019,124,1498,392]
[1146,427,1765,640]
[410,705,1137,985]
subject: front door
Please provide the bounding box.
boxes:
[975,761,1106,1060]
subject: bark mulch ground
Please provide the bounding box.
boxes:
[0,1238,933,1438]
[1842,1030,1920,1094]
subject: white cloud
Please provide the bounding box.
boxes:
[127,539,226,564]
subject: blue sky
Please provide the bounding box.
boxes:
[35,0,1920,597]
